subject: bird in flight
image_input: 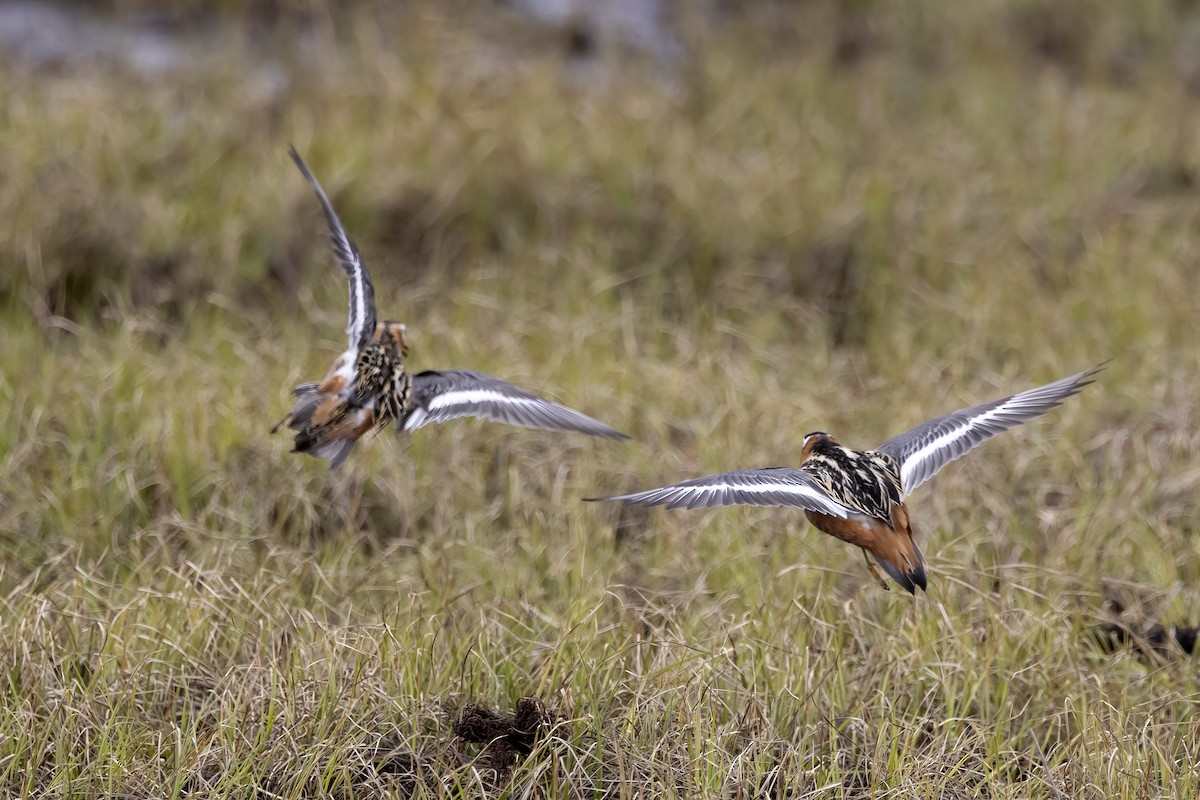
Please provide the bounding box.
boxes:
[592,368,1101,593]
[274,148,628,468]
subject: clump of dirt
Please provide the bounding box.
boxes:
[1093,619,1198,657]
[454,696,557,778]
[1091,596,1199,659]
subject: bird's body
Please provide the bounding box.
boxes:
[276,321,412,468]
[597,368,1101,593]
[797,433,923,591]
[275,148,626,468]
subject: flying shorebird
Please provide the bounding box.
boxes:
[592,367,1101,593]
[273,148,627,468]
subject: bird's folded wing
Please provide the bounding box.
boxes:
[593,468,851,516]
[876,366,1102,494]
[402,370,628,439]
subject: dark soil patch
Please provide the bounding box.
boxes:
[1093,620,1198,657]
[454,696,557,778]
[1091,597,1199,659]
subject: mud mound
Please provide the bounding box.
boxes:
[455,696,557,777]
[1091,596,1199,659]
[1093,620,1198,657]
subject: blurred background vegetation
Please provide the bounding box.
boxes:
[1,0,1198,796]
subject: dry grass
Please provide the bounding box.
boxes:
[2,1,1199,797]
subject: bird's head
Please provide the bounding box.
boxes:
[801,431,838,456]
[381,321,409,357]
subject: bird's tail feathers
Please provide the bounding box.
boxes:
[874,534,928,595]
[310,439,356,469]
[274,384,323,434]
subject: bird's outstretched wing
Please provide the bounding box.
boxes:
[876,365,1102,494]
[592,468,852,516]
[402,370,628,439]
[289,147,378,352]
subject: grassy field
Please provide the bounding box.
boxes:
[2,1,1199,797]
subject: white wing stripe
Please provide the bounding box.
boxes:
[426,388,541,411]
[899,400,1040,490]
[401,374,626,438]
[618,479,851,518]
[403,407,428,430]
[347,252,367,345]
